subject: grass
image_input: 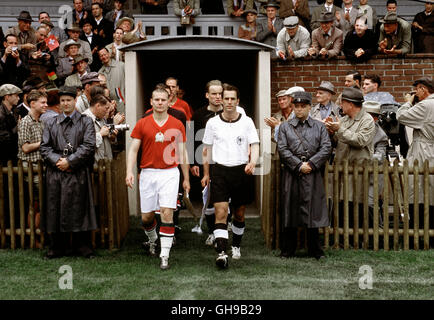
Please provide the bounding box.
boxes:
[0,216,433,300]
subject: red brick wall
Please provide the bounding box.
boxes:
[271,54,434,113]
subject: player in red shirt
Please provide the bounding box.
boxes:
[165,77,194,120]
[126,88,190,270]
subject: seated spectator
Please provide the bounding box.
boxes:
[0,34,31,87]
[106,28,125,62]
[335,0,358,40]
[308,11,343,59]
[357,0,377,30]
[276,16,311,60]
[38,12,68,44]
[90,2,114,46]
[29,26,56,82]
[139,0,169,14]
[412,1,434,54]
[311,0,339,31]
[378,12,411,56]
[59,25,93,65]
[105,0,133,29]
[174,0,200,22]
[65,55,90,87]
[56,39,81,83]
[201,0,224,14]
[227,0,256,17]
[256,2,284,47]
[5,11,37,58]
[238,9,258,41]
[76,71,102,113]
[343,15,377,62]
[80,19,104,71]
[310,81,340,121]
[278,0,311,31]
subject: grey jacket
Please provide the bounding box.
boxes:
[276,25,311,59]
[256,17,284,47]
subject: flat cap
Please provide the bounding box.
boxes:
[413,77,434,90]
[318,11,335,23]
[285,86,305,97]
[0,84,22,97]
[292,91,312,105]
[342,87,364,104]
[317,81,336,95]
[263,1,280,9]
[58,86,77,97]
[63,39,81,52]
[363,101,381,114]
[283,16,299,28]
[380,12,398,24]
[275,89,288,98]
[81,72,101,85]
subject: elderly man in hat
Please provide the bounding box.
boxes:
[311,81,340,121]
[77,72,102,113]
[325,87,375,163]
[59,24,93,65]
[278,0,311,30]
[0,84,22,165]
[378,11,411,55]
[56,39,82,82]
[65,55,90,88]
[311,0,339,31]
[256,2,284,47]
[308,11,343,59]
[116,17,146,42]
[5,11,37,58]
[227,0,256,17]
[412,0,434,53]
[105,0,132,28]
[40,85,97,259]
[277,91,332,260]
[397,77,434,209]
[238,9,258,40]
[1,34,31,88]
[276,16,311,60]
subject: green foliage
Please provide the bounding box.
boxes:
[0,217,432,300]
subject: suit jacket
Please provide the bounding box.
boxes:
[5,26,37,57]
[80,33,104,71]
[278,0,310,30]
[311,4,339,31]
[0,51,31,87]
[173,0,200,17]
[256,17,284,47]
[91,18,114,46]
[311,26,343,58]
[335,6,359,40]
[378,19,412,55]
[310,102,340,121]
[105,9,133,28]
[58,39,93,65]
[227,0,255,16]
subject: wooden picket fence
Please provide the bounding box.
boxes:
[262,158,434,251]
[0,153,129,250]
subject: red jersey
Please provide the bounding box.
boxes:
[172,98,193,121]
[131,114,186,169]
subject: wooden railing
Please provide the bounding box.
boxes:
[0,153,129,250]
[262,158,434,251]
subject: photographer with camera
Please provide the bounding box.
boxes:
[1,34,30,88]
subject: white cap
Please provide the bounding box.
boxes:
[285,86,305,97]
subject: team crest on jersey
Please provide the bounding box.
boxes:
[236,136,243,145]
[155,132,164,143]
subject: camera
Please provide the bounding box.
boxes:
[11,46,18,52]
[378,103,400,144]
[108,123,129,134]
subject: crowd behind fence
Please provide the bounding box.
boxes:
[262,157,434,251]
[0,153,129,250]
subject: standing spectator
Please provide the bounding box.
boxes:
[105,28,125,62]
[69,0,91,26]
[238,9,258,41]
[378,12,411,56]
[310,81,340,121]
[38,12,68,44]
[65,55,90,88]
[276,16,311,60]
[139,0,169,14]
[98,48,125,114]
[76,72,102,113]
[165,77,193,121]
[277,91,331,259]
[56,39,81,83]
[16,85,33,119]
[227,0,256,17]
[256,2,284,47]
[80,19,104,71]
[0,34,31,87]
[336,70,361,106]
[125,87,190,270]
[105,0,133,30]
[40,86,60,124]
[18,90,47,165]
[59,25,93,65]
[335,0,358,40]
[357,0,377,30]
[174,0,200,19]
[40,85,97,259]
[91,2,114,46]
[200,0,224,14]
[308,11,343,59]
[5,11,37,58]
[29,26,56,83]
[201,84,259,268]
[412,1,434,54]
[278,0,311,31]
[310,0,339,31]
[343,15,377,62]
[0,84,22,165]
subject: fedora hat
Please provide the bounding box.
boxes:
[413,77,434,90]
[116,17,134,29]
[363,101,381,115]
[17,11,33,22]
[263,2,280,9]
[73,55,89,65]
[380,12,398,24]
[342,87,364,104]
[243,9,258,16]
[318,11,335,23]
[317,81,336,95]
[63,39,81,52]
[67,24,82,32]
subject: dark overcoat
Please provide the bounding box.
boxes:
[40,111,97,233]
[277,117,331,228]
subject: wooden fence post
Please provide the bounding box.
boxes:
[403,160,409,250]
[413,159,419,250]
[423,160,429,250]
[105,159,114,250]
[373,160,379,251]
[27,162,35,249]
[333,162,339,249]
[324,162,329,250]
[37,161,44,248]
[343,160,349,250]
[8,161,16,249]
[0,163,4,248]
[363,160,369,250]
[392,159,400,251]
[383,160,389,251]
[17,160,26,248]
[353,161,360,250]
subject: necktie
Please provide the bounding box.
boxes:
[346,9,350,14]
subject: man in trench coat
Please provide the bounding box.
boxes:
[40,86,97,259]
[277,91,332,260]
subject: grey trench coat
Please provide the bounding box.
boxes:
[277,117,332,228]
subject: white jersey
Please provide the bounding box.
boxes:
[202,113,259,167]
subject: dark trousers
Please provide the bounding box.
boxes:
[281,227,323,256]
[49,231,93,256]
